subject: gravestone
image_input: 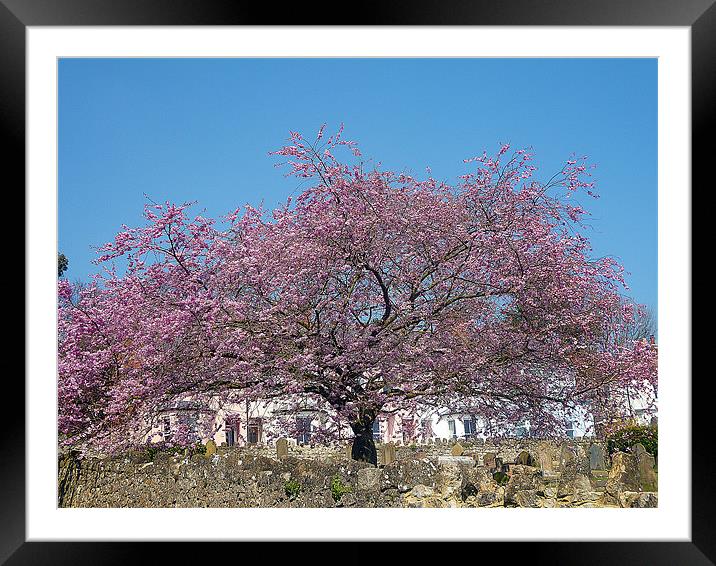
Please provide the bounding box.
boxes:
[632,443,658,491]
[437,455,475,466]
[559,442,578,481]
[388,442,397,464]
[605,452,638,494]
[204,440,217,459]
[483,452,497,470]
[516,451,534,466]
[451,442,465,457]
[575,444,591,475]
[276,438,289,458]
[589,444,607,470]
[381,442,396,466]
[536,444,555,472]
[560,442,576,467]
[345,445,353,459]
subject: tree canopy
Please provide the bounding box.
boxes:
[58,126,657,462]
[58,253,68,277]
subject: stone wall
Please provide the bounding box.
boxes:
[58,439,657,509]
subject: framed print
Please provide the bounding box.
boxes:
[7,0,709,563]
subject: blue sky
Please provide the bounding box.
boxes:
[59,58,657,311]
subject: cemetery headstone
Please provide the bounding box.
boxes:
[437,455,475,466]
[483,452,496,470]
[632,443,647,458]
[559,442,578,481]
[589,444,607,471]
[632,443,658,491]
[276,437,289,458]
[451,442,465,457]
[575,444,591,474]
[516,451,534,466]
[537,444,555,472]
[560,442,576,468]
[382,442,396,466]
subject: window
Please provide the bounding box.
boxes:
[463,417,476,438]
[402,418,414,443]
[188,415,198,439]
[248,419,262,444]
[565,421,575,439]
[448,419,457,439]
[372,420,381,441]
[178,412,200,443]
[296,416,312,445]
[225,427,235,447]
[162,416,171,436]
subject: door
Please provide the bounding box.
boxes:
[248,419,262,444]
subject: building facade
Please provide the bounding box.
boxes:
[142,389,655,447]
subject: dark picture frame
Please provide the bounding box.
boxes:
[7,1,708,563]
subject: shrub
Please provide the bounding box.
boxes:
[330,474,351,502]
[493,471,509,486]
[143,444,162,461]
[284,479,301,498]
[606,424,658,461]
[140,439,206,461]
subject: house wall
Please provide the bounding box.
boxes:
[144,389,656,448]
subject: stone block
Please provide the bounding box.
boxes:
[276,438,289,458]
[589,444,607,471]
[356,467,381,491]
[451,443,465,456]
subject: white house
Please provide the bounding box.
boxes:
[142,349,656,447]
[143,391,649,448]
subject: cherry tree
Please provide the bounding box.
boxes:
[58,126,657,463]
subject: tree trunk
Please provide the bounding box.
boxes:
[350,414,377,466]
